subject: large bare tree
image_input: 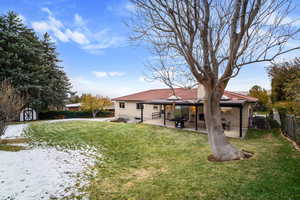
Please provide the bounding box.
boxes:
[144,54,197,94]
[129,0,300,161]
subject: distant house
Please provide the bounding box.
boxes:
[65,103,81,111]
[112,85,258,138]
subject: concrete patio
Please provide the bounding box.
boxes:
[143,118,247,138]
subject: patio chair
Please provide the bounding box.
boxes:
[221,119,231,130]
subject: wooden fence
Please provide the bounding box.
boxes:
[280,114,300,145]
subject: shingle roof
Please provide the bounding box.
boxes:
[112,88,257,102]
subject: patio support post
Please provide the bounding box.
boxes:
[239,106,243,138]
[163,104,166,126]
[141,104,144,123]
[195,105,198,130]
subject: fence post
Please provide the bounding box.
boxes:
[296,118,300,145]
[292,116,296,142]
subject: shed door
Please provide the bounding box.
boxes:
[23,109,34,121]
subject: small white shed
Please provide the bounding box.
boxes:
[20,107,37,122]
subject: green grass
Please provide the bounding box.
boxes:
[26,121,300,200]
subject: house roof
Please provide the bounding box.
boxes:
[65,103,81,108]
[112,88,257,102]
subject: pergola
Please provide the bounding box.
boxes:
[139,99,248,138]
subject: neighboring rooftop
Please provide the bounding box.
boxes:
[65,103,81,108]
[112,88,257,102]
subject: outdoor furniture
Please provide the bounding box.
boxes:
[198,120,206,129]
[175,120,185,128]
[170,117,187,128]
[221,119,231,130]
[152,112,161,119]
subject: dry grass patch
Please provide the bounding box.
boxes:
[0,144,27,151]
[0,138,30,144]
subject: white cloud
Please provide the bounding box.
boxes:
[82,36,125,50]
[74,14,85,27]
[109,72,124,76]
[41,7,52,15]
[93,71,125,78]
[32,8,87,44]
[53,28,70,42]
[32,21,50,32]
[65,29,89,45]
[93,71,107,78]
[31,7,125,54]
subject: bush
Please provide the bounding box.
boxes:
[274,101,300,116]
[38,110,114,120]
[266,116,281,129]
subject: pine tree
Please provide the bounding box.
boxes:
[0,11,72,110]
[39,33,72,109]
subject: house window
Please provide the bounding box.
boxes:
[136,103,144,109]
[153,105,158,110]
[119,102,125,108]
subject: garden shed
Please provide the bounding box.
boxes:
[20,107,37,121]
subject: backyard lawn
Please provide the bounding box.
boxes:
[26,121,300,200]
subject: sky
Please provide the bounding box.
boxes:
[1,0,300,98]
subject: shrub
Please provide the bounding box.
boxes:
[38,110,114,120]
[274,101,300,116]
[266,116,280,129]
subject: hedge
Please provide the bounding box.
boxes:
[38,110,114,120]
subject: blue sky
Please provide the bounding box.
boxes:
[1,0,300,97]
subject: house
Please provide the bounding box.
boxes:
[65,103,81,111]
[112,85,258,138]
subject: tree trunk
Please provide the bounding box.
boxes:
[92,111,96,118]
[203,88,244,161]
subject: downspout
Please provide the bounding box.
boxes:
[163,104,166,126]
[141,103,144,123]
[195,105,198,130]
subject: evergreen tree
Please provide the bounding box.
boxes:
[0,11,72,110]
[39,33,72,109]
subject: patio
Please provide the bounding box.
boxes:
[143,117,247,138]
[139,99,251,138]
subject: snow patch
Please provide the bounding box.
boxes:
[46,118,113,123]
[0,145,99,200]
[1,124,29,139]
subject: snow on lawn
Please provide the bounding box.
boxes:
[47,118,113,123]
[0,144,98,200]
[0,122,101,200]
[1,124,29,139]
